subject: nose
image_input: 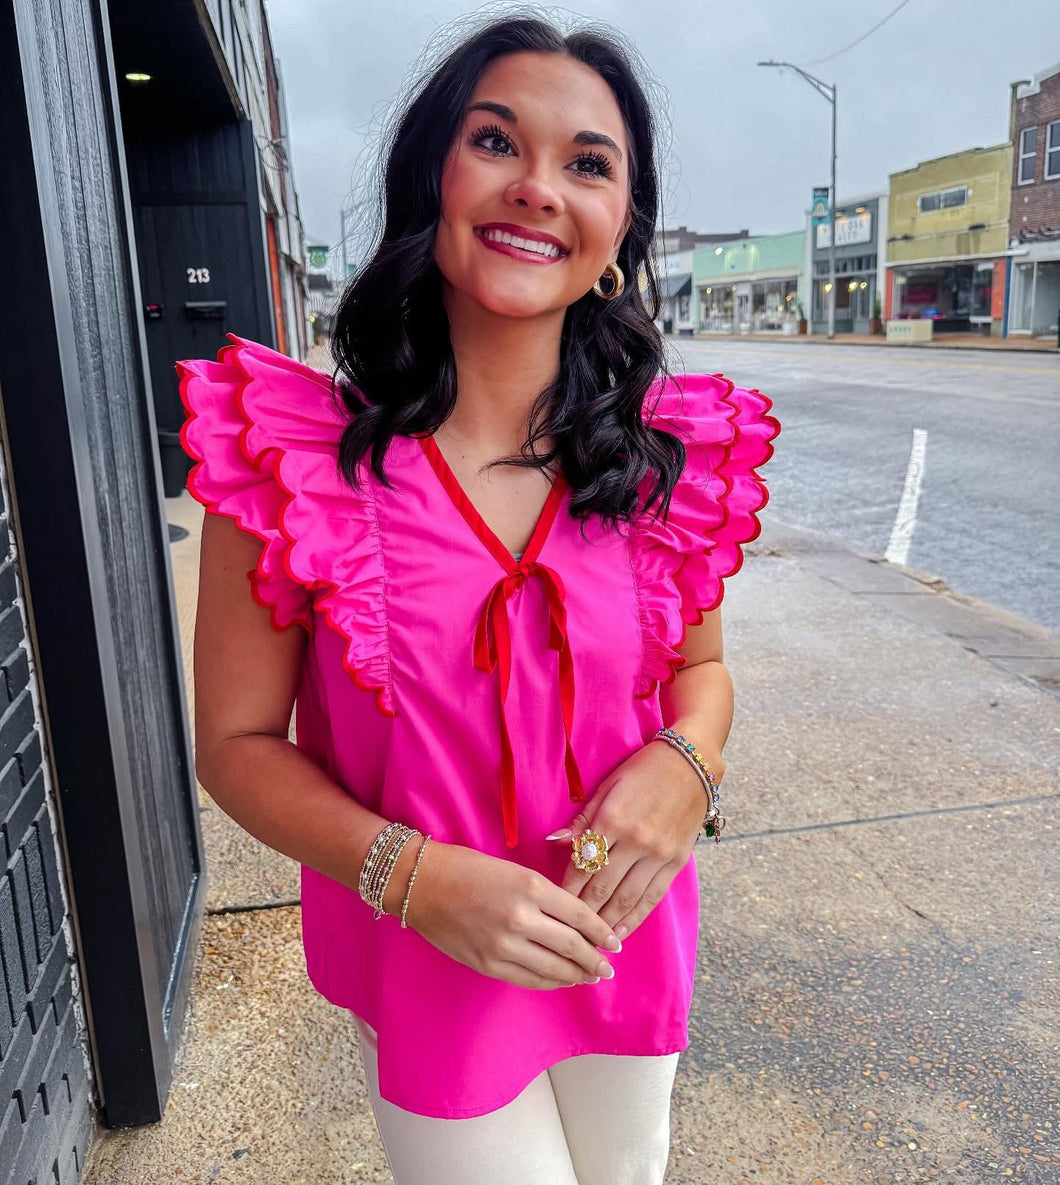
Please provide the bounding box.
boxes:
[505,164,565,216]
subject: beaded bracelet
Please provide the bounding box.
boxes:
[401,833,432,929]
[359,822,422,919]
[652,727,725,844]
[365,826,418,919]
[358,822,403,917]
[359,823,406,909]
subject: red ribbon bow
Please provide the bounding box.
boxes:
[472,559,585,848]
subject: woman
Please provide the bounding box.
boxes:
[177,10,779,1184]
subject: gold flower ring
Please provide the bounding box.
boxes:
[571,828,610,875]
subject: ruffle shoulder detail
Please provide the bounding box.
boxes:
[176,334,395,716]
[631,372,780,697]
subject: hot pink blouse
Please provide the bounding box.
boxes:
[176,334,780,1119]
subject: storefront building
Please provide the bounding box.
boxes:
[693,230,806,334]
[885,143,1013,335]
[1006,62,1060,339]
[650,225,749,335]
[807,194,888,334]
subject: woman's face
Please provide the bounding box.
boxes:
[434,51,633,319]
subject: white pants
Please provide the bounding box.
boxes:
[352,1014,680,1184]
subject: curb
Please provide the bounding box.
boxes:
[754,514,1059,698]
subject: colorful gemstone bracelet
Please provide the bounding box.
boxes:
[652,727,725,844]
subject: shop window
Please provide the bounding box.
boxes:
[1010,262,1035,332]
[1047,121,1060,181]
[894,266,975,321]
[816,279,838,320]
[917,186,969,213]
[844,278,872,320]
[701,286,734,331]
[1019,127,1037,184]
[970,263,994,320]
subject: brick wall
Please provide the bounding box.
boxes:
[0,442,92,1183]
[1011,68,1060,235]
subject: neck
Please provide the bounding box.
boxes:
[441,284,564,454]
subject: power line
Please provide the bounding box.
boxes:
[805,0,914,67]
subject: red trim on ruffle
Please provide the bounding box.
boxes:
[178,347,314,636]
[633,372,781,699]
[177,334,396,720]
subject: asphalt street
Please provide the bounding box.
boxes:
[667,339,1060,632]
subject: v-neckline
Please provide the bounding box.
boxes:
[418,433,567,572]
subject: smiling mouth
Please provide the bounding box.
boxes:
[474,226,570,264]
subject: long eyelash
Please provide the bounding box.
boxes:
[467,123,614,179]
[576,150,614,179]
[467,123,510,152]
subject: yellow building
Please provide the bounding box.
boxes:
[885,143,1013,335]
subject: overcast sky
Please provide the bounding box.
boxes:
[266,0,1058,260]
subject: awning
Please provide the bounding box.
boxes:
[659,271,692,299]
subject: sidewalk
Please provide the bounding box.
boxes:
[83,494,1060,1183]
[692,330,1060,353]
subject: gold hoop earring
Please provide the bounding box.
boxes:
[593,261,625,301]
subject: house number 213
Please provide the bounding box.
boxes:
[186,267,211,283]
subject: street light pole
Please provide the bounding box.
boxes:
[829,83,837,341]
[757,60,838,340]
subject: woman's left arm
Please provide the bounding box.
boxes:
[659,604,732,783]
[556,609,733,937]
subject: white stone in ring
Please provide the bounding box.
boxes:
[581,841,599,861]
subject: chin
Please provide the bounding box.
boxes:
[470,281,569,319]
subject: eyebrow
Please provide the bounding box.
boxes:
[465,100,624,162]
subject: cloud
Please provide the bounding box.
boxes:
[266,0,1056,249]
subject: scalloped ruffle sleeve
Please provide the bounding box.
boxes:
[631,372,781,697]
[176,334,394,716]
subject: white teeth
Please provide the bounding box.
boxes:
[481,228,562,257]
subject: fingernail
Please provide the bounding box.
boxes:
[603,934,622,952]
[595,961,614,978]
[614,924,628,939]
[545,829,572,841]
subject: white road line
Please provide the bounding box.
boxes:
[885,428,927,566]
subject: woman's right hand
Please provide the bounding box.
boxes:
[386,840,621,990]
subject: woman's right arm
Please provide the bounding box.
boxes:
[193,512,619,987]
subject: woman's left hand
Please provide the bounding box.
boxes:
[551,738,724,939]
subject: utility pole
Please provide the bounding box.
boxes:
[757,60,838,340]
[829,83,837,341]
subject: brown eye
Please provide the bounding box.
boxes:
[468,124,513,155]
[572,151,614,179]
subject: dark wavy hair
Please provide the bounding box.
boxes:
[328,7,685,533]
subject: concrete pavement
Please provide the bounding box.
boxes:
[691,330,1059,353]
[83,440,1059,1182]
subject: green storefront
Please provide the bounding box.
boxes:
[693,231,806,333]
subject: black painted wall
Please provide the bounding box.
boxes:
[1,0,209,1168]
[0,444,92,1184]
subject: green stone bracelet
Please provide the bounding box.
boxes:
[653,727,725,844]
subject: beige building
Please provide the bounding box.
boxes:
[885,143,1013,335]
